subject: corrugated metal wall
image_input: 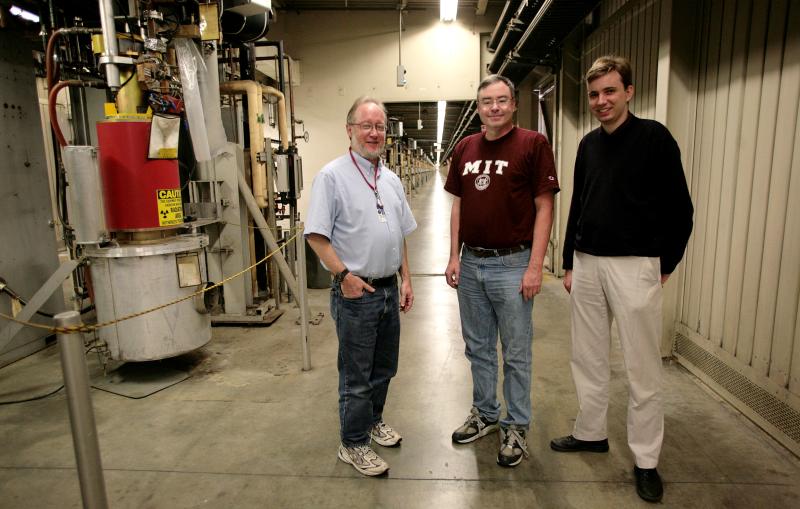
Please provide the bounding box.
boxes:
[677,0,800,417]
[580,0,663,135]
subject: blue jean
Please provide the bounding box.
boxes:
[330,280,400,446]
[457,248,534,429]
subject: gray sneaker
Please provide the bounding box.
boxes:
[370,420,402,447]
[337,444,389,476]
[452,407,499,444]
[497,426,529,467]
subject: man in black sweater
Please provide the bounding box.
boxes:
[550,56,693,504]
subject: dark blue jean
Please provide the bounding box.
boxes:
[330,280,400,446]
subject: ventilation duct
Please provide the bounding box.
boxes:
[221,1,273,42]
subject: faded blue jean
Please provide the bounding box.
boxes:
[330,280,400,446]
[457,248,534,429]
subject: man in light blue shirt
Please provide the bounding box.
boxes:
[306,96,416,477]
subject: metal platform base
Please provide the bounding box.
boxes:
[211,308,285,326]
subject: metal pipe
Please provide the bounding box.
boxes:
[68,87,91,146]
[220,81,268,208]
[254,41,286,94]
[262,86,290,151]
[285,55,297,142]
[295,222,311,371]
[49,80,105,147]
[487,0,522,51]
[55,311,109,509]
[488,0,531,73]
[98,0,121,90]
[398,9,402,66]
[498,0,554,76]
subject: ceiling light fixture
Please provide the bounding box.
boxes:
[440,0,457,22]
[10,5,40,23]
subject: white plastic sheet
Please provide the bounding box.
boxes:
[175,39,211,162]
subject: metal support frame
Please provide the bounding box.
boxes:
[0,259,80,352]
[237,171,311,370]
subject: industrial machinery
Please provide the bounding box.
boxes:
[0,0,307,365]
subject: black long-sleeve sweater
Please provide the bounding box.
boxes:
[562,114,694,274]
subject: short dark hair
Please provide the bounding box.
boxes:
[477,74,516,101]
[346,96,387,124]
[586,55,633,88]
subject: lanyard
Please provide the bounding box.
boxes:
[349,148,386,221]
[349,148,379,194]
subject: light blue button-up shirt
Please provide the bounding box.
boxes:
[305,150,417,278]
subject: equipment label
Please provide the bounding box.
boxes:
[157,189,183,226]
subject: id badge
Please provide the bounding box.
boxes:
[378,208,388,222]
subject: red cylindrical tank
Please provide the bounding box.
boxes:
[96,121,182,231]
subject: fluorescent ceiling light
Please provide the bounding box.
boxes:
[436,100,446,147]
[436,100,446,165]
[440,0,457,22]
[10,5,40,23]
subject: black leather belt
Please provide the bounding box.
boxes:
[464,243,531,258]
[354,274,397,287]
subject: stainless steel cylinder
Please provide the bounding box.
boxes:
[85,235,212,361]
[62,146,108,244]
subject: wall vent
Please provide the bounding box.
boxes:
[674,332,800,454]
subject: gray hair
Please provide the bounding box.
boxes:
[346,96,388,124]
[477,74,516,101]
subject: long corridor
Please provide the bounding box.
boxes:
[1,172,799,508]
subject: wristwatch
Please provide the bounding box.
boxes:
[334,268,349,284]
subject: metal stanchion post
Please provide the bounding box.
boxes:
[295,222,312,371]
[55,311,109,509]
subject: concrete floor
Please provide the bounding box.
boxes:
[1,172,800,508]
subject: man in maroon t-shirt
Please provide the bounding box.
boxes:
[444,74,559,467]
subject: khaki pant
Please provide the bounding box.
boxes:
[570,252,663,469]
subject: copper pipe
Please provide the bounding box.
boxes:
[49,80,103,147]
[48,80,80,147]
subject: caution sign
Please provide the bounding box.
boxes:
[156,189,184,226]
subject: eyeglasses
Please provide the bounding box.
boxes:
[478,97,512,107]
[350,122,387,133]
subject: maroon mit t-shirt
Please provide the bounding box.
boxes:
[444,127,559,249]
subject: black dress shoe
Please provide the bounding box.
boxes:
[549,435,609,453]
[634,466,663,503]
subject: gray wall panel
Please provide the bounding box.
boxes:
[763,0,800,389]
[709,0,751,350]
[738,0,788,371]
[720,1,768,359]
[678,0,800,403]
[0,28,64,365]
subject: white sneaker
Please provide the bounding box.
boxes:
[370,420,402,447]
[337,444,389,476]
